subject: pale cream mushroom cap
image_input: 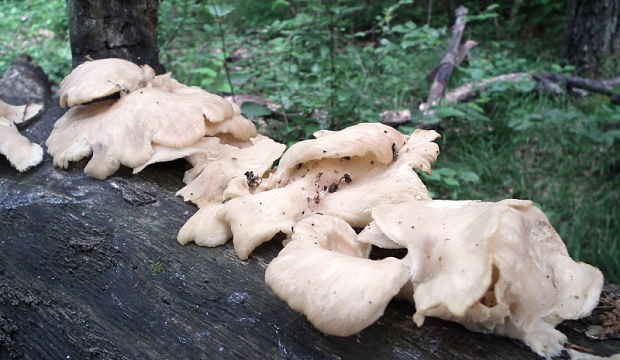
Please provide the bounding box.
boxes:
[132,137,238,174]
[274,122,408,182]
[59,58,155,108]
[269,128,439,226]
[370,199,604,358]
[0,99,43,124]
[177,138,285,206]
[47,82,246,179]
[0,117,43,172]
[216,133,268,148]
[177,203,231,247]
[217,187,307,260]
[357,220,402,249]
[265,214,410,336]
[204,115,257,140]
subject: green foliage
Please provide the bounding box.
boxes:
[0,0,71,84]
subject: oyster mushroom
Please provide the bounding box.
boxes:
[272,124,440,226]
[176,123,440,260]
[367,199,604,358]
[0,117,43,172]
[0,98,43,125]
[218,187,307,260]
[265,214,410,336]
[59,58,155,108]
[132,137,238,174]
[177,203,231,247]
[47,62,257,179]
[177,138,285,207]
[178,186,306,260]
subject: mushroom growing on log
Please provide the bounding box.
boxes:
[46,58,258,179]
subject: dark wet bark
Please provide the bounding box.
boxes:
[66,0,164,73]
[565,0,620,76]
[0,55,51,105]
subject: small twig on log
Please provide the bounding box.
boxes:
[420,6,469,115]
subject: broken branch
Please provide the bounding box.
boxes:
[420,6,469,115]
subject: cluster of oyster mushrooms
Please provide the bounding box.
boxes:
[45,58,604,359]
[46,58,262,179]
[0,99,43,172]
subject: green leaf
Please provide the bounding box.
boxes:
[206,4,235,17]
[271,0,288,10]
[398,125,416,134]
[229,72,252,86]
[303,123,321,137]
[457,171,480,183]
[436,168,457,177]
[443,178,460,187]
[434,107,467,119]
[241,102,272,117]
[214,81,233,93]
[192,67,218,77]
[423,172,442,181]
[200,78,215,87]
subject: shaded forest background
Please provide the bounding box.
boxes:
[0,0,618,282]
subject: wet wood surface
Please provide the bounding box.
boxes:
[1,103,619,359]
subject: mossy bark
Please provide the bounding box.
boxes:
[66,0,164,73]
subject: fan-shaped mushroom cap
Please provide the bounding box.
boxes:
[265,215,410,336]
[132,137,238,174]
[357,220,402,249]
[47,82,249,179]
[177,185,305,258]
[59,58,156,108]
[177,139,286,206]
[217,187,307,260]
[177,203,231,247]
[274,123,408,181]
[270,128,439,226]
[204,115,257,140]
[370,199,604,358]
[0,99,43,124]
[0,117,43,172]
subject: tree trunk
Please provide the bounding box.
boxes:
[66,0,165,74]
[565,0,620,76]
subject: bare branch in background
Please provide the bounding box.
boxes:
[419,6,469,115]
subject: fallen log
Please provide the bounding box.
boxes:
[1,96,619,359]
